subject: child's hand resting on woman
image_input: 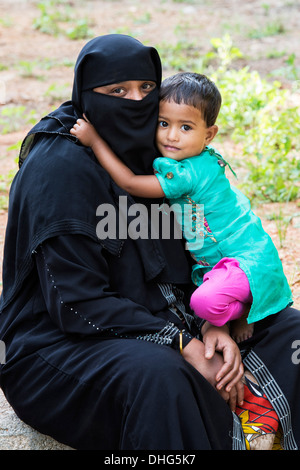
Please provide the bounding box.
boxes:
[70,118,99,149]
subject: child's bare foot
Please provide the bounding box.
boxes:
[231,311,253,343]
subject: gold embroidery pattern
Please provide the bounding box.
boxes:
[184,195,217,243]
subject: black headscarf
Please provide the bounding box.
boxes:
[1,34,191,312]
[72,34,162,175]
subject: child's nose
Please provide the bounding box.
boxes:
[167,127,179,141]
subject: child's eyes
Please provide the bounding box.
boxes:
[181,124,192,131]
[158,122,192,130]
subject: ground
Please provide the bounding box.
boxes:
[0,0,299,306]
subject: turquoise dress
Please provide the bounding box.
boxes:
[153,145,293,324]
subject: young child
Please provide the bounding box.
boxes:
[70,72,292,344]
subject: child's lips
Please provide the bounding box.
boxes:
[163,144,180,152]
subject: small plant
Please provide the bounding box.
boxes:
[0,16,12,27]
[270,53,300,81]
[33,1,63,35]
[33,0,94,39]
[248,20,286,39]
[44,83,71,103]
[15,60,45,80]
[131,12,152,25]
[210,34,243,69]
[266,49,286,59]
[0,106,38,134]
[16,60,37,78]
[157,40,214,72]
[262,3,270,15]
[266,207,294,248]
[66,19,94,40]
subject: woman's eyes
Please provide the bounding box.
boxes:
[142,82,156,91]
[158,120,168,127]
[111,87,125,95]
[110,82,155,95]
[181,124,192,131]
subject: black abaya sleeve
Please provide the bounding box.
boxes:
[35,234,191,346]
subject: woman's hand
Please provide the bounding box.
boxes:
[181,337,225,389]
[181,323,244,411]
[201,322,244,408]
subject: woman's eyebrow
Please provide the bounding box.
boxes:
[102,82,127,88]
[106,82,125,87]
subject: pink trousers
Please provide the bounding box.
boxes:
[190,258,252,327]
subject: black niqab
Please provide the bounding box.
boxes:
[72,34,162,175]
[1,34,192,312]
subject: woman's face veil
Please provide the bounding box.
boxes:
[72,34,162,175]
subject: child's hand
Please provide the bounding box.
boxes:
[70,118,98,148]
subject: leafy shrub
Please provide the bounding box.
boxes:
[207,36,300,203]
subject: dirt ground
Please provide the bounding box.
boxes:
[0,0,299,307]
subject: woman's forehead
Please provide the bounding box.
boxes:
[76,35,161,91]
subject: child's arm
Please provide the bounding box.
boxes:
[70,119,164,198]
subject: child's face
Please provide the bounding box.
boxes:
[156,100,217,161]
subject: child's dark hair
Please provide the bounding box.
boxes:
[159,72,221,127]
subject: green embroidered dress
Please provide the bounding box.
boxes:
[153,146,293,324]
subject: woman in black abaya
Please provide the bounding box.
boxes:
[0,34,299,450]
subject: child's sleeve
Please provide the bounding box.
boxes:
[153,158,194,199]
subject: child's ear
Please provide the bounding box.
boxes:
[205,125,218,144]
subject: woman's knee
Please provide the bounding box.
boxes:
[120,342,193,402]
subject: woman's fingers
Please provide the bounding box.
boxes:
[218,376,244,411]
[216,359,244,390]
